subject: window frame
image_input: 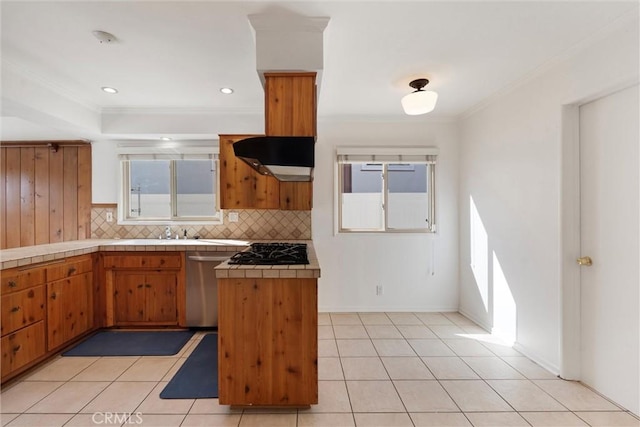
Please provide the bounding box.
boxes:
[117,142,221,225]
[335,147,437,234]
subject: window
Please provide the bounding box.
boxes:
[337,147,437,233]
[118,142,219,223]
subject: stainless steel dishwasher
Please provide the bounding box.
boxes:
[185,251,236,327]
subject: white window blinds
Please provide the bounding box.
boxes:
[117,141,218,160]
[336,147,438,164]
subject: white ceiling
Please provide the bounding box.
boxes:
[1,1,637,141]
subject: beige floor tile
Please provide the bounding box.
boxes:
[137,414,186,427]
[408,339,456,356]
[4,413,73,427]
[318,313,332,325]
[394,380,458,412]
[371,339,416,356]
[429,325,467,339]
[410,412,471,427]
[421,357,479,379]
[181,414,242,426]
[162,357,187,381]
[176,341,198,358]
[341,357,388,380]
[464,412,529,426]
[22,357,99,381]
[346,380,404,412]
[1,414,19,427]
[396,325,437,339]
[462,356,525,379]
[27,381,109,414]
[443,312,477,326]
[460,325,489,335]
[306,381,351,413]
[364,325,403,339]
[381,357,434,380]
[80,381,156,413]
[440,380,513,412]
[118,357,178,381]
[136,382,194,414]
[334,325,368,339]
[358,313,392,325]
[415,313,454,325]
[71,356,138,381]
[443,339,495,356]
[318,325,335,339]
[575,411,640,426]
[386,313,422,325]
[336,339,377,357]
[318,339,339,357]
[330,313,362,325]
[0,381,64,413]
[487,379,567,411]
[354,412,413,426]
[520,411,589,426]
[533,380,621,411]
[479,341,521,357]
[189,398,242,414]
[319,357,344,380]
[239,413,297,426]
[298,413,355,427]
[501,356,557,379]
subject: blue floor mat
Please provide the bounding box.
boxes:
[62,331,195,357]
[160,333,218,399]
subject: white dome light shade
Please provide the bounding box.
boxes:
[402,90,438,115]
[401,78,438,115]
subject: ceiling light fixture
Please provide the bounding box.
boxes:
[220,87,234,94]
[160,137,172,141]
[92,30,117,44]
[401,78,438,115]
[101,86,118,94]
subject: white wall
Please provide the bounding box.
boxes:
[313,119,459,312]
[458,18,639,372]
[92,140,120,204]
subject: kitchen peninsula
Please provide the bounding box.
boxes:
[215,243,320,407]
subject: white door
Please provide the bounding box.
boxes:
[579,84,639,415]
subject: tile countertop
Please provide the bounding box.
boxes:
[0,239,321,279]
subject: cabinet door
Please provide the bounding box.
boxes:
[279,181,313,210]
[113,272,147,324]
[1,286,45,336]
[144,273,178,323]
[264,73,316,136]
[47,272,93,350]
[219,134,280,210]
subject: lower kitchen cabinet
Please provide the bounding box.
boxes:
[113,272,178,325]
[47,271,93,351]
[1,321,46,376]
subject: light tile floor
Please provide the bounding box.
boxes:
[1,312,639,427]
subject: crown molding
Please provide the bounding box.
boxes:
[100,106,263,115]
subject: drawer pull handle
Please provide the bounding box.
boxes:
[51,292,57,300]
[10,306,20,313]
[68,267,77,275]
[145,284,151,288]
[137,284,144,289]
[13,345,21,353]
[8,281,17,288]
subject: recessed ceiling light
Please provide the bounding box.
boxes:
[101,86,118,94]
[220,87,234,94]
[160,137,172,141]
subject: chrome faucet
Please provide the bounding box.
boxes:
[165,226,172,239]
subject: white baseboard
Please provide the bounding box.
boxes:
[513,342,560,376]
[318,306,460,313]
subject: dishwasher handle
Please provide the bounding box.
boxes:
[188,255,234,262]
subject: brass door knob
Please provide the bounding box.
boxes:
[577,256,593,266]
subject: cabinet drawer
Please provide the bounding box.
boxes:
[1,286,45,336]
[103,254,182,269]
[1,321,46,377]
[46,256,93,282]
[1,267,46,295]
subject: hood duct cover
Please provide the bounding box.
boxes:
[233,136,315,182]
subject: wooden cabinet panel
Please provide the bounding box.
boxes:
[145,273,178,323]
[46,257,93,282]
[47,272,93,351]
[1,321,45,377]
[265,72,316,137]
[279,181,313,210]
[103,254,181,270]
[1,286,45,336]
[114,272,146,323]
[1,267,46,295]
[219,134,280,210]
[113,272,178,325]
[218,278,318,406]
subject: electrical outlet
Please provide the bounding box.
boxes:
[228,212,239,222]
[106,211,113,222]
[376,285,383,296]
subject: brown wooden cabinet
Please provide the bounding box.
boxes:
[103,253,185,327]
[47,271,93,351]
[264,72,317,137]
[218,277,318,406]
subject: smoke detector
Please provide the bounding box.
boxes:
[92,30,116,44]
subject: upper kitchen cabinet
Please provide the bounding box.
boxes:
[264,72,317,137]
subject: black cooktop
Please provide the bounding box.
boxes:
[228,242,309,265]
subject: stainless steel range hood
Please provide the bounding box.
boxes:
[233,136,315,182]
